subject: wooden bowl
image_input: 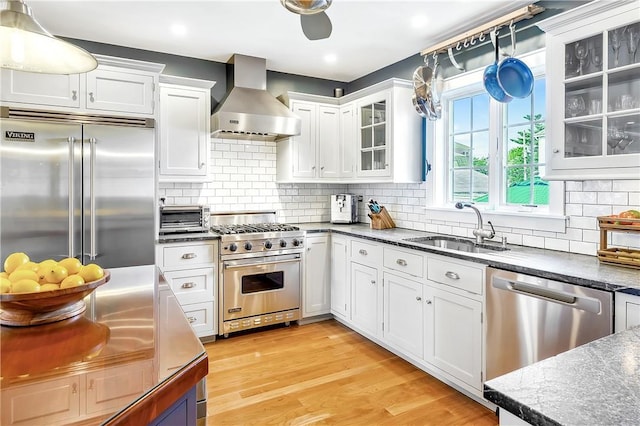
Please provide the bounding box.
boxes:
[0,271,111,326]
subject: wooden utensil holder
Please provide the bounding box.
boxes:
[597,215,640,269]
[370,207,396,230]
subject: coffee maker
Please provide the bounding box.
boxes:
[331,194,359,224]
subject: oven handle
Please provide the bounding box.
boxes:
[223,257,301,269]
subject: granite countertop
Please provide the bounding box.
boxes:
[298,223,640,294]
[0,265,207,425]
[483,326,640,426]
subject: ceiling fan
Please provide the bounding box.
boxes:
[280,0,333,40]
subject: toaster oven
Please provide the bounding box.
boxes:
[159,205,210,234]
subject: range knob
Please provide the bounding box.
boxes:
[228,243,238,252]
[244,242,253,251]
[279,239,287,248]
[292,239,301,247]
[264,240,273,249]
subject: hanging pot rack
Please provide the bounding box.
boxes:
[419,4,545,59]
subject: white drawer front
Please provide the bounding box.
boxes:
[427,257,484,295]
[163,268,215,305]
[351,240,382,265]
[162,243,215,268]
[383,247,424,278]
[182,302,215,337]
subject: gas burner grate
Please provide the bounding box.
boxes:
[210,223,300,235]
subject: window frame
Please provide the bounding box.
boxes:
[425,49,567,233]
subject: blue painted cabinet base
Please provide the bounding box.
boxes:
[149,386,197,426]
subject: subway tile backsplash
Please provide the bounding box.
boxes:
[158,138,640,256]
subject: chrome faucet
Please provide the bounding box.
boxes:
[455,202,495,244]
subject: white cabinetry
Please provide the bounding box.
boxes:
[330,234,350,319]
[303,233,331,318]
[156,241,217,339]
[615,292,640,332]
[277,95,343,181]
[351,261,381,337]
[339,103,356,178]
[158,75,215,182]
[383,272,424,358]
[0,55,164,117]
[537,0,640,179]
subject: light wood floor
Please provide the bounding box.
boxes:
[204,319,497,426]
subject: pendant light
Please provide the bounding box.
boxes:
[0,0,97,74]
[280,0,332,15]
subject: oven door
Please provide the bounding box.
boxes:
[222,254,301,321]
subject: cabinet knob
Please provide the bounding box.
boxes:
[181,282,196,289]
[181,253,197,259]
[396,259,407,266]
[187,316,197,323]
[445,271,460,280]
[426,300,432,305]
[72,383,78,394]
[370,280,376,285]
[416,296,422,301]
[89,92,95,102]
[312,166,316,170]
[71,90,77,100]
[321,166,325,170]
[199,162,205,169]
[89,379,94,390]
[553,149,560,154]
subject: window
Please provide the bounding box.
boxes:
[427,50,565,231]
[447,78,547,208]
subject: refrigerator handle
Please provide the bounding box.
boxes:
[68,137,76,257]
[89,137,97,260]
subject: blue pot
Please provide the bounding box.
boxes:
[484,63,512,103]
[497,57,534,99]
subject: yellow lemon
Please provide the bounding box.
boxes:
[60,274,84,289]
[4,252,30,274]
[38,259,57,268]
[15,261,39,273]
[11,279,40,293]
[0,277,11,293]
[44,265,68,284]
[0,272,8,279]
[8,269,39,283]
[58,258,82,275]
[79,264,104,283]
[40,283,60,292]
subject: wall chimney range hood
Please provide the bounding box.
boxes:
[211,54,301,141]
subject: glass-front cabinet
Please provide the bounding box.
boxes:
[538,0,640,179]
[356,91,391,178]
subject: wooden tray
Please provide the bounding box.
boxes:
[0,271,110,326]
[370,207,396,230]
[597,216,640,269]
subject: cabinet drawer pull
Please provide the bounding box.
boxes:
[89,91,95,102]
[187,316,197,323]
[445,271,460,280]
[396,259,407,266]
[359,249,368,256]
[71,90,77,100]
[181,282,196,289]
[181,253,197,259]
[72,383,78,394]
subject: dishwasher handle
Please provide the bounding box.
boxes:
[492,277,602,314]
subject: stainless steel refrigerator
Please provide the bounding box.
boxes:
[1,108,155,268]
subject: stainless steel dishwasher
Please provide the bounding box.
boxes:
[485,268,612,381]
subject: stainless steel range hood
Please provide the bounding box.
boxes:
[211,54,301,141]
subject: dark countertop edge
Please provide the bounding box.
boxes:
[156,233,220,243]
[107,352,208,425]
[483,384,562,426]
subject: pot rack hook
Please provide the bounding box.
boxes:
[470,34,477,46]
[478,32,486,42]
[456,41,462,51]
[502,20,517,57]
[463,38,470,48]
[447,46,465,72]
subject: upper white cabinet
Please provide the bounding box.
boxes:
[277,79,423,183]
[537,0,640,180]
[277,95,344,181]
[158,75,215,182]
[0,55,164,117]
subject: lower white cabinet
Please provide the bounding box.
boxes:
[615,292,640,332]
[351,262,381,337]
[303,233,331,318]
[424,284,483,390]
[156,241,217,338]
[330,234,350,319]
[383,272,424,358]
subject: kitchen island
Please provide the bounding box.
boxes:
[0,265,208,426]
[483,326,640,425]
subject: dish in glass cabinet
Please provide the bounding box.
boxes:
[0,271,110,326]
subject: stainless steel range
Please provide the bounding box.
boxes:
[210,212,304,337]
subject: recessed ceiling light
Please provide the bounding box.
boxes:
[324,53,337,64]
[170,23,187,37]
[411,15,428,29]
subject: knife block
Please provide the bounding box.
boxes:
[370,207,396,230]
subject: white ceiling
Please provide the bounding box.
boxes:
[29,0,534,82]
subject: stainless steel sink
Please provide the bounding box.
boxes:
[402,236,509,253]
